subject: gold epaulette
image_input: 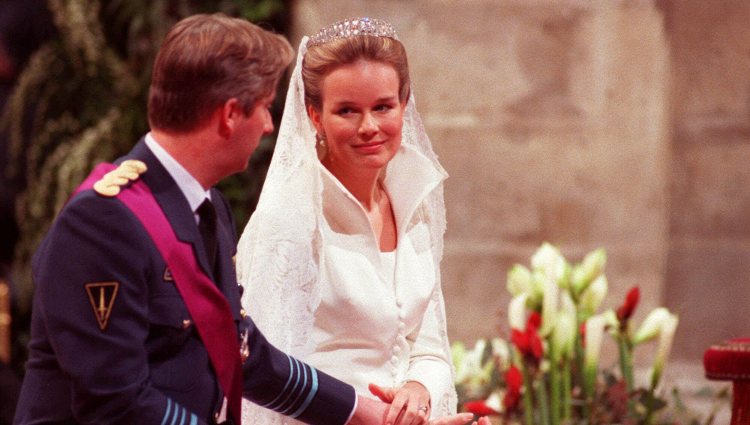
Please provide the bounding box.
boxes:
[93,160,148,197]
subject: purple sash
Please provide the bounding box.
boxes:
[75,163,243,423]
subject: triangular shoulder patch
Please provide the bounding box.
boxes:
[85,281,120,331]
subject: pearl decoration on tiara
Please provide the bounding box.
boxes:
[307,17,398,47]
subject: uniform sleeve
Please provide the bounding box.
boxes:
[33,194,207,425]
[403,288,454,415]
[239,315,356,425]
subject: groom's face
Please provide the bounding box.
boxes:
[229,93,276,173]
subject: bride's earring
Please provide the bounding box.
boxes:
[315,132,328,159]
[316,132,326,148]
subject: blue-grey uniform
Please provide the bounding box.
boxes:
[14,139,356,425]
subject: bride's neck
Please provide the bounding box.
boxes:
[323,160,382,211]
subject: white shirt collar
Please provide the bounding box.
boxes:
[145,132,211,216]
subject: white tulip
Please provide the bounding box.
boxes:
[632,307,672,345]
[484,390,504,413]
[508,293,529,331]
[507,264,533,296]
[539,277,560,337]
[650,313,679,389]
[571,248,607,296]
[552,292,577,360]
[453,339,487,384]
[584,313,607,394]
[491,338,510,371]
[584,314,606,369]
[531,242,568,286]
[452,342,469,383]
[578,274,608,317]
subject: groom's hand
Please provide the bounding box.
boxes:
[347,395,388,425]
[428,413,482,425]
[347,393,482,425]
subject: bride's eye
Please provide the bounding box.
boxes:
[374,103,394,112]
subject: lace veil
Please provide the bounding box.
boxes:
[237,32,457,423]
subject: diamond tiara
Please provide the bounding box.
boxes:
[307,17,398,47]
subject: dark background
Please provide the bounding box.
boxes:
[0,1,289,422]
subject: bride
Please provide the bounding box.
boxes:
[237,17,457,424]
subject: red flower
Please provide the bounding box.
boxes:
[579,322,587,348]
[527,311,541,331]
[463,399,500,416]
[616,286,640,322]
[502,365,523,412]
[511,313,543,365]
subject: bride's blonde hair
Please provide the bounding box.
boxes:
[301,35,411,112]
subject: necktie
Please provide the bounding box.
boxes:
[197,199,217,273]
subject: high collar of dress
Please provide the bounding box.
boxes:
[317,144,447,236]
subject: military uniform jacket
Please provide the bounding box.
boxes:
[14,140,356,425]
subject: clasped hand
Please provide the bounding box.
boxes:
[369,382,430,425]
[368,382,490,425]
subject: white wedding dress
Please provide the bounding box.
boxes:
[236,37,457,424]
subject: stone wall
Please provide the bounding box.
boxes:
[662,0,750,361]
[290,0,748,365]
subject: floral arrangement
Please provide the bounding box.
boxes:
[452,243,725,425]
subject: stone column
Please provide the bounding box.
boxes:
[663,0,750,361]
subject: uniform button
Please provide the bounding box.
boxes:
[182,319,192,329]
[398,322,406,331]
[391,355,399,364]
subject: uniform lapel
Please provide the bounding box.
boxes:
[210,192,241,320]
[122,139,216,279]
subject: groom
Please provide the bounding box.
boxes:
[13,13,359,425]
[13,13,450,425]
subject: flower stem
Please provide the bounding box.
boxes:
[575,323,587,419]
[521,364,535,425]
[644,381,658,425]
[617,334,635,418]
[536,377,550,425]
[562,359,572,421]
[549,352,561,425]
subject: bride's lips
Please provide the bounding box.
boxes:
[352,141,386,153]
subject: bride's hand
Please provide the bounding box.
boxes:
[369,382,431,425]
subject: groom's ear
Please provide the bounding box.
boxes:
[218,98,241,139]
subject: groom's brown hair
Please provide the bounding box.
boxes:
[148,13,293,133]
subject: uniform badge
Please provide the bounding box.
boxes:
[93,160,148,197]
[163,267,174,282]
[85,281,120,331]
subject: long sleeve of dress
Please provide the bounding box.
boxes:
[404,281,456,417]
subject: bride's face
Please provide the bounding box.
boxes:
[308,60,405,176]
